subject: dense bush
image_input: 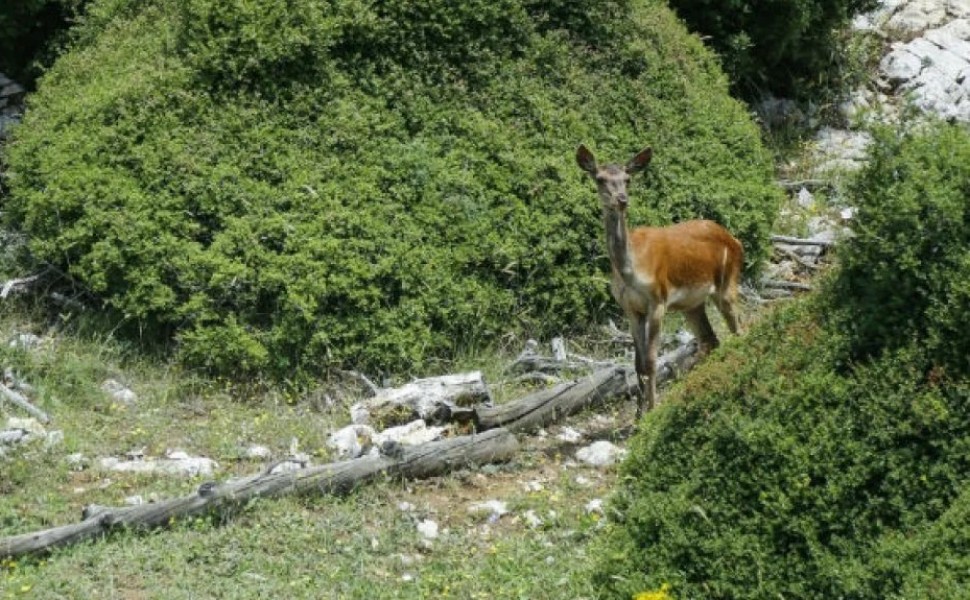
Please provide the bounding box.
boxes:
[667,0,876,98]
[833,123,970,375]
[592,122,970,598]
[3,0,780,378]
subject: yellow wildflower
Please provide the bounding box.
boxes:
[633,582,672,600]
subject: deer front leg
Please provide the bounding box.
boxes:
[630,307,663,419]
[629,312,649,420]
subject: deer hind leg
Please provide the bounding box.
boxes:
[712,288,741,335]
[684,305,719,356]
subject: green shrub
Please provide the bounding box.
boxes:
[3,0,780,378]
[667,0,877,98]
[833,122,970,376]
[592,122,970,598]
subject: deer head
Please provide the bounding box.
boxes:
[576,145,653,210]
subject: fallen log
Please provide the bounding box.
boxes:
[763,280,813,292]
[0,428,519,559]
[0,274,41,299]
[770,234,835,248]
[479,339,700,433]
[351,371,491,427]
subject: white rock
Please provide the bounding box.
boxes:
[397,501,416,512]
[0,429,26,445]
[523,509,543,528]
[468,500,509,519]
[125,495,145,506]
[556,427,583,443]
[8,333,40,350]
[522,480,544,492]
[166,449,190,460]
[99,455,218,477]
[44,430,64,448]
[416,519,439,540]
[585,498,605,515]
[269,459,306,474]
[886,0,950,34]
[372,419,446,448]
[244,445,273,460]
[350,404,370,425]
[66,453,87,471]
[101,379,137,404]
[5,417,45,436]
[796,187,815,209]
[575,441,627,467]
[574,475,593,487]
[327,424,376,459]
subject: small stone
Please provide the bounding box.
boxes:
[468,500,509,519]
[101,379,137,404]
[417,519,439,540]
[8,333,40,350]
[0,429,26,445]
[397,501,416,512]
[44,430,64,448]
[372,419,446,448]
[585,498,605,515]
[575,441,627,467]
[66,453,87,471]
[796,187,814,209]
[523,509,543,528]
[125,495,145,506]
[522,480,544,492]
[244,445,272,460]
[327,423,375,459]
[556,427,583,443]
[5,417,45,436]
[268,459,305,474]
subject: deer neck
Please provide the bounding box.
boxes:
[603,208,636,282]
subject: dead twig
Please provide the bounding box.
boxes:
[0,382,50,424]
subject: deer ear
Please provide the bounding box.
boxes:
[626,147,653,174]
[576,144,597,175]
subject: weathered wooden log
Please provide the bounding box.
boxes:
[763,279,813,292]
[776,179,832,192]
[770,234,836,248]
[0,274,40,298]
[0,428,519,559]
[508,337,618,375]
[351,371,491,427]
[478,366,630,432]
[0,382,50,424]
[480,339,700,432]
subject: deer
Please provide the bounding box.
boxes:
[576,144,743,420]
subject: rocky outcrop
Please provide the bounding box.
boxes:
[0,72,25,140]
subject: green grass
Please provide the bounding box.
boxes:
[0,301,622,599]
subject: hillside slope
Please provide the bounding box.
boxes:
[593,121,970,599]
